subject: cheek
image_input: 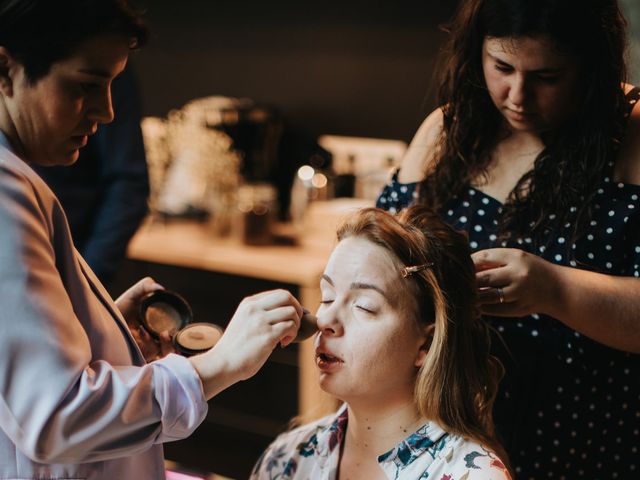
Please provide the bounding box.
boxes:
[537,85,575,119]
[484,72,506,103]
[363,327,420,373]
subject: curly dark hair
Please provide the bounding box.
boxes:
[419,0,628,243]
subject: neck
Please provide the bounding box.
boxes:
[0,97,25,159]
[343,396,424,458]
[501,123,545,148]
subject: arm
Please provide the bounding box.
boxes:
[0,163,300,463]
[474,248,640,353]
[80,66,149,282]
[396,108,443,183]
[0,163,206,463]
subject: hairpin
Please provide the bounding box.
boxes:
[401,262,434,278]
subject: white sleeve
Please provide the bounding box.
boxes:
[0,162,207,463]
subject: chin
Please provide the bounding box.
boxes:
[54,149,81,166]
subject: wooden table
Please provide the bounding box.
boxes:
[126,218,337,418]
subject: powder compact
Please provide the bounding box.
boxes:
[139,290,318,355]
[173,322,224,356]
[139,290,193,338]
[139,290,224,357]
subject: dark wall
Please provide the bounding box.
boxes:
[132,0,458,142]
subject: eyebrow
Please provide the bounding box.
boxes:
[321,274,390,300]
[488,53,563,74]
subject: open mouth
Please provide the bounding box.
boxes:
[316,352,343,367]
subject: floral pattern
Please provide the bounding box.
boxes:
[251,405,511,480]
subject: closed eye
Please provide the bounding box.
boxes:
[355,305,375,314]
[494,64,513,73]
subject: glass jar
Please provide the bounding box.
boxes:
[235,183,277,245]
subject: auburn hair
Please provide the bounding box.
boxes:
[337,205,507,465]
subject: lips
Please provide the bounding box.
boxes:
[505,108,535,121]
[315,345,344,370]
[70,135,88,148]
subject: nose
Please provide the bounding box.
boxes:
[316,304,344,337]
[508,73,529,109]
[87,85,115,125]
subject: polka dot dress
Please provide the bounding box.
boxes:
[376,89,640,479]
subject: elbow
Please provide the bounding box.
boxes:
[19,439,78,464]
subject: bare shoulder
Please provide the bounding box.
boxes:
[397,108,444,183]
[614,84,640,185]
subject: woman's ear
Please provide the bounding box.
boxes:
[414,323,435,368]
[0,47,17,96]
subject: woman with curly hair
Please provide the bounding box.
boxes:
[377,0,640,477]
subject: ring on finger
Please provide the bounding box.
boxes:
[497,287,505,304]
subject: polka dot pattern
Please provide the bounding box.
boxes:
[374,86,640,479]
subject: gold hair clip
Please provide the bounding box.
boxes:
[401,263,434,278]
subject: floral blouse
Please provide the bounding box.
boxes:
[250,405,510,480]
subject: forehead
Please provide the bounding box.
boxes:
[324,236,403,293]
[52,33,130,77]
[483,35,577,67]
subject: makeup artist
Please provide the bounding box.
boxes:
[377,0,640,477]
[0,1,301,479]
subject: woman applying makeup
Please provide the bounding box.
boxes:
[0,2,301,478]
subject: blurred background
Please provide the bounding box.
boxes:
[105,2,640,478]
[132,0,456,141]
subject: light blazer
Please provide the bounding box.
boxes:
[0,133,208,479]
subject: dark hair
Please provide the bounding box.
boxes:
[337,206,508,468]
[420,0,627,244]
[0,0,148,83]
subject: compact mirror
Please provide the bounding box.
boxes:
[139,290,193,338]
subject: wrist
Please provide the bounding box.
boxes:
[188,347,239,400]
[541,262,571,319]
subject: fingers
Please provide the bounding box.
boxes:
[472,248,512,272]
[132,276,164,297]
[250,289,303,318]
[476,264,511,289]
[157,330,176,357]
[477,285,512,304]
[265,305,300,325]
[271,320,299,348]
[116,276,164,314]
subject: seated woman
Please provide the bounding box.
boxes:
[251,206,511,479]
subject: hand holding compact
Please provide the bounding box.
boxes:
[191,289,302,399]
[115,277,175,361]
[472,248,562,317]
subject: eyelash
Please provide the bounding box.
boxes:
[356,305,374,314]
[319,300,374,314]
[495,64,512,73]
[494,65,559,83]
